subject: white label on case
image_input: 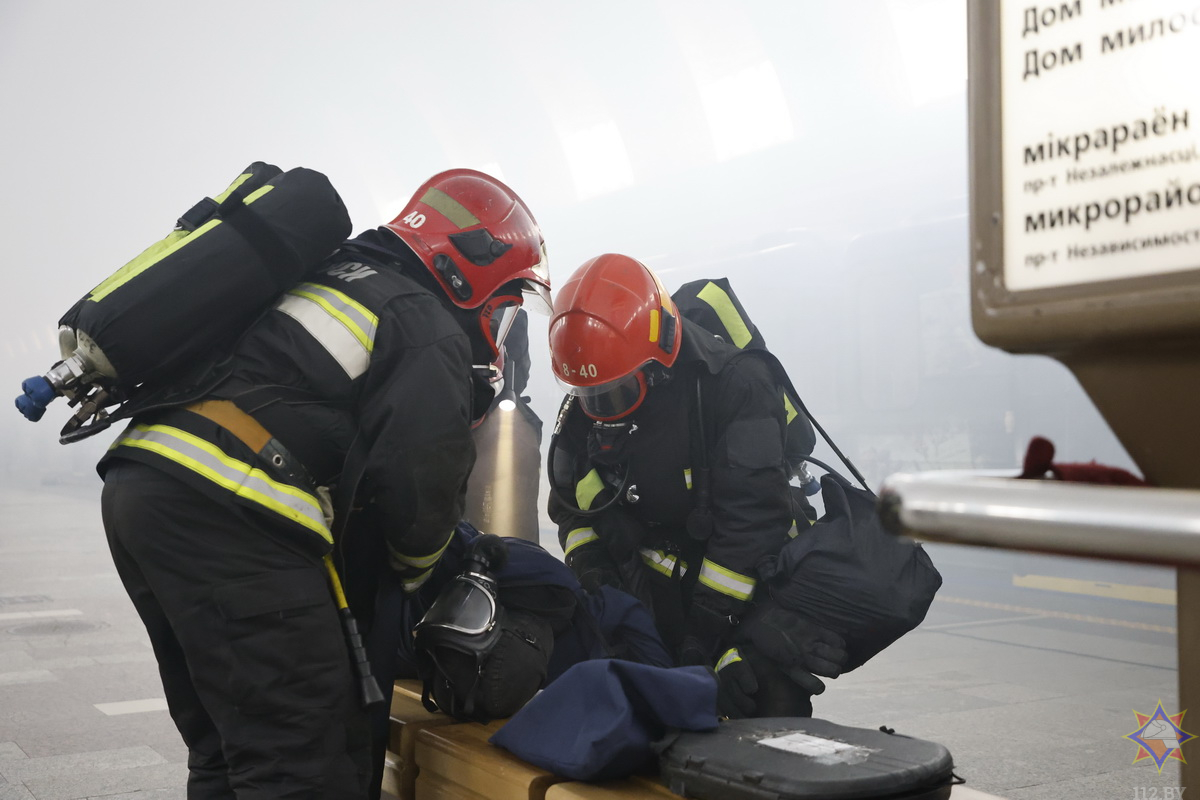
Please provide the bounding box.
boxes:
[757,732,874,765]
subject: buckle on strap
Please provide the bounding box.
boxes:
[184,399,315,489]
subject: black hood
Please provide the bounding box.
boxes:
[677,317,743,376]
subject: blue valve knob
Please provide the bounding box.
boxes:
[796,462,821,496]
[15,376,56,422]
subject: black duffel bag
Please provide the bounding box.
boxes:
[757,459,942,672]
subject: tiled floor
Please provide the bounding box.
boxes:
[0,482,1186,799]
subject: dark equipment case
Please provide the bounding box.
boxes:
[658,717,956,800]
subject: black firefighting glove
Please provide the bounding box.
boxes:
[715,647,758,718]
[565,540,623,596]
[593,503,647,564]
[736,604,848,684]
[677,600,734,667]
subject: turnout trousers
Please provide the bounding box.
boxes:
[101,461,371,800]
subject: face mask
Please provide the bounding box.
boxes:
[412,535,552,722]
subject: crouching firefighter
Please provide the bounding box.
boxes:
[547,253,847,719]
[99,169,551,800]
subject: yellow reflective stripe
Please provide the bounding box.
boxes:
[90,226,213,302]
[212,169,259,203]
[420,187,480,229]
[716,647,742,671]
[783,392,798,425]
[243,185,273,203]
[649,308,660,343]
[391,529,454,570]
[88,184,275,303]
[640,549,676,577]
[564,527,599,556]
[115,423,331,542]
[639,548,688,578]
[576,469,605,511]
[684,468,693,490]
[696,281,752,349]
[698,558,756,601]
[289,284,377,352]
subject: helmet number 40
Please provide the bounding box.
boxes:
[401,211,426,228]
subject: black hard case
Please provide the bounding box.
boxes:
[658,717,955,800]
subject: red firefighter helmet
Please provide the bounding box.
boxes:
[548,254,682,421]
[385,169,551,359]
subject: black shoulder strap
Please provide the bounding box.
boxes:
[685,374,714,543]
[686,359,872,497]
[332,430,370,543]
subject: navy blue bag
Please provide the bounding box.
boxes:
[490,659,718,781]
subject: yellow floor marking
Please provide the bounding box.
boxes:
[1013,574,1176,606]
[935,594,1177,634]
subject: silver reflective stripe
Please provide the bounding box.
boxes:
[716,648,743,671]
[698,558,756,601]
[277,282,378,380]
[114,423,331,542]
[402,567,436,593]
[564,527,598,556]
[639,548,688,578]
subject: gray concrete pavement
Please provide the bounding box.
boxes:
[0,482,1188,799]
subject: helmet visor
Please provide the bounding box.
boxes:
[557,370,647,421]
[480,297,522,359]
[520,242,552,315]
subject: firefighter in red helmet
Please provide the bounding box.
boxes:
[99,168,549,799]
[548,254,845,719]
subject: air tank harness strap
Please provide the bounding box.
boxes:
[184,399,316,491]
[181,399,383,708]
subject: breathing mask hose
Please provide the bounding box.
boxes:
[465,533,509,575]
[546,396,630,518]
[323,555,386,708]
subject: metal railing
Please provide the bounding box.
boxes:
[879,471,1200,567]
[879,470,1200,789]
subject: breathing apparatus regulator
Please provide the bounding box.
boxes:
[16,329,120,441]
[413,533,553,722]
